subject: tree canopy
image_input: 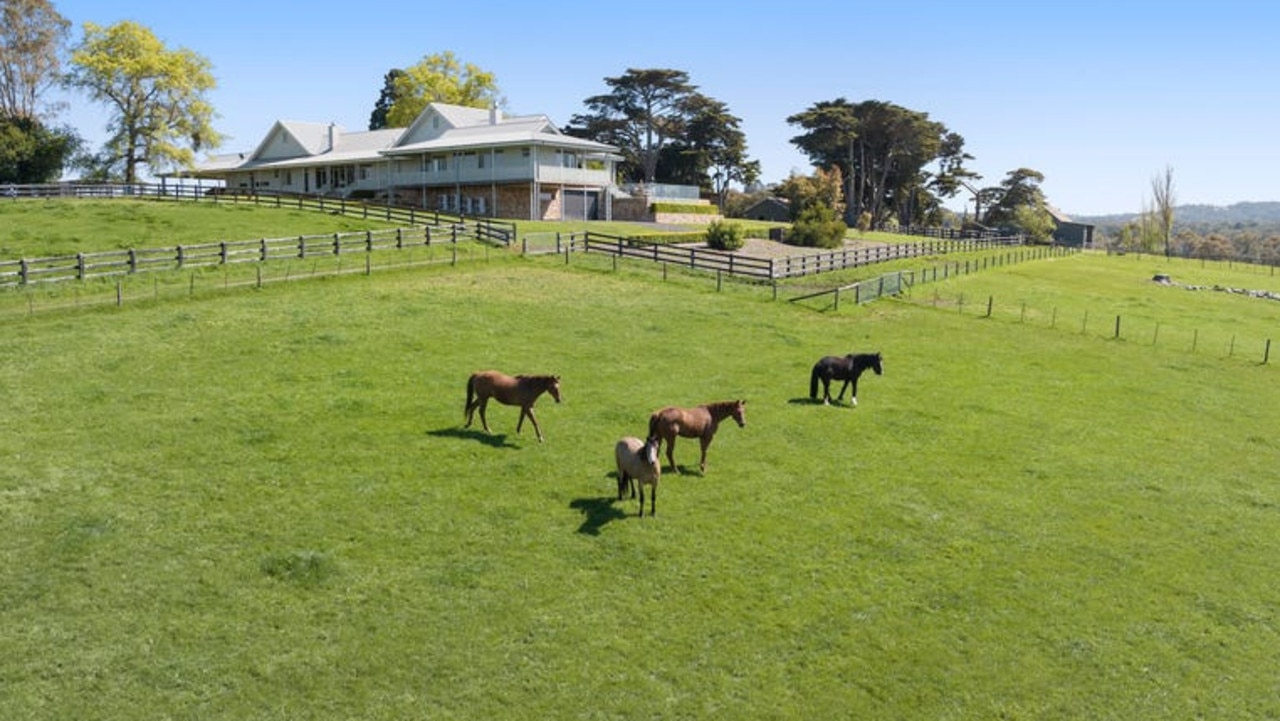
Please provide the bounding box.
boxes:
[568,68,757,195]
[0,0,69,120]
[568,68,698,186]
[65,20,221,182]
[0,114,79,182]
[787,98,969,226]
[982,167,1048,226]
[368,69,404,130]
[383,52,501,128]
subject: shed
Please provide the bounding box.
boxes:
[1046,204,1095,247]
[742,197,791,223]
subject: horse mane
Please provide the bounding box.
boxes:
[703,399,743,412]
[515,374,557,383]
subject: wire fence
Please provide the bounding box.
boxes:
[910,286,1275,364]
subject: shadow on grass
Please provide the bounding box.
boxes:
[569,495,628,535]
[787,397,851,407]
[426,427,513,448]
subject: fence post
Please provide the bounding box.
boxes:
[1114,315,1121,339]
[834,287,840,311]
[986,295,993,318]
[1266,339,1272,364]
[77,252,86,279]
[260,238,268,261]
[129,248,138,274]
[333,232,341,256]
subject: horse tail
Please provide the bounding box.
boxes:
[464,374,476,416]
[648,411,661,440]
[809,362,821,399]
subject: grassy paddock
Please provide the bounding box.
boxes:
[2,250,1280,719]
[0,199,404,258]
[910,250,1280,362]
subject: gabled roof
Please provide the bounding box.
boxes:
[193,101,619,173]
[247,121,404,163]
[1045,203,1094,227]
[387,104,617,157]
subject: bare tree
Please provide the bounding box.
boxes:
[1151,165,1176,258]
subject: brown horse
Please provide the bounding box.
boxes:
[647,399,746,474]
[464,370,562,442]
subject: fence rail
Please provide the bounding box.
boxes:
[2,182,515,242]
[555,231,1025,281]
[0,226,489,287]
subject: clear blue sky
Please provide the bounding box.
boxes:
[47,0,1280,216]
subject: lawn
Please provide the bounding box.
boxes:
[0,198,404,258]
[2,243,1279,719]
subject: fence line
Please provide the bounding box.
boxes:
[548,231,1026,281]
[915,287,1273,364]
[0,225,493,287]
[2,182,516,243]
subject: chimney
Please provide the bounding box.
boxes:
[489,106,498,125]
[328,122,338,151]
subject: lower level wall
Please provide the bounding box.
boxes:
[389,183,601,221]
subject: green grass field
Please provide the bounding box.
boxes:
[2,202,1280,719]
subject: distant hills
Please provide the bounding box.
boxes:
[1076,201,1280,229]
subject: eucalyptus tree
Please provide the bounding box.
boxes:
[0,0,79,181]
[0,0,69,120]
[66,20,222,182]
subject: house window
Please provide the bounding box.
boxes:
[561,152,579,168]
[316,168,327,186]
[478,153,487,169]
[433,156,447,172]
[285,171,293,185]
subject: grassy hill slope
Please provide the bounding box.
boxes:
[1,205,1278,718]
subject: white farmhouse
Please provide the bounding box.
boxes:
[188,103,622,221]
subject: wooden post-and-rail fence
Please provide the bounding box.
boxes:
[0,226,483,287]
[554,231,1026,282]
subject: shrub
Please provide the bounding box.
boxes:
[704,220,745,251]
[650,202,720,215]
[785,204,847,249]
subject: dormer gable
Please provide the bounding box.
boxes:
[397,103,503,146]
[251,121,343,161]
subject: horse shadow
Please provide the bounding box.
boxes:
[426,427,513,448]
[569,496,627,535]
[787,397,847,406]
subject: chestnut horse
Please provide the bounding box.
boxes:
[464,370,561,442]
[647,399,746,474]
[809,352,882,406]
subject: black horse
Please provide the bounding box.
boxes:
[809,352,882,406]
